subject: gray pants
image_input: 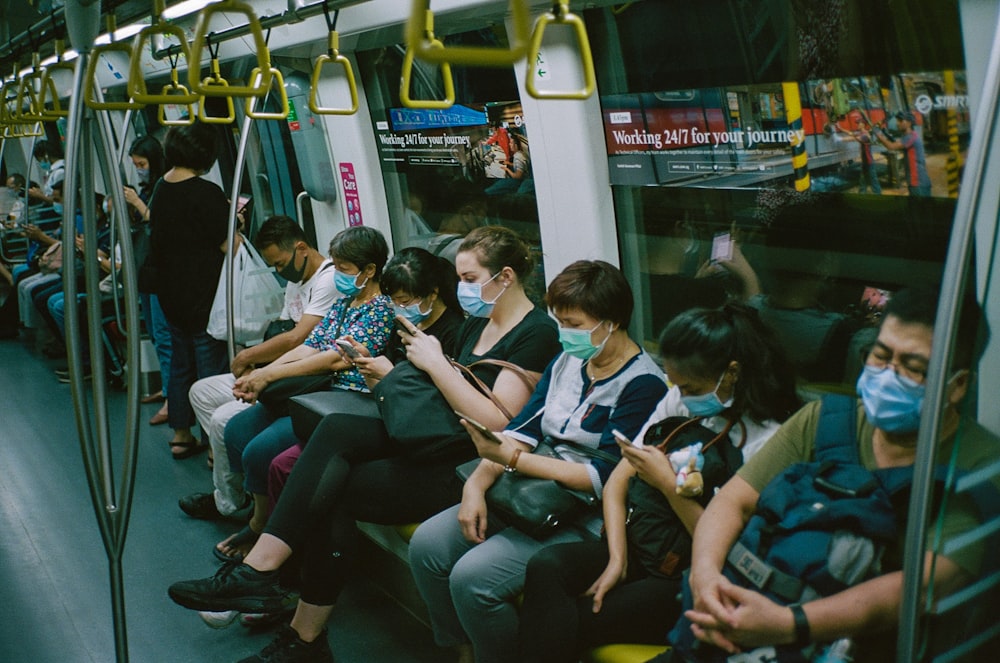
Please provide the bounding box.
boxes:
[189,373,250,514]
[409,504,585,663]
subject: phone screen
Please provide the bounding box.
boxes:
[335,339,360,359]
[711,232,733,262]
[612,429,642,448]
[455,411,502,444]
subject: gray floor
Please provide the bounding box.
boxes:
[0,334,444,663]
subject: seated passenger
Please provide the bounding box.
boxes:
[409,260,669,663]
[168,226,561,662]
[214,226,393,558]
[27,139,65,206]
[517,303,800,663]
[264,246,466,500]
[178,215,338,521]
[658,287,997,662]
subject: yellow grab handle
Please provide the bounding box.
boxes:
[129,23,199,105]
[189,0,271,98]
[245,67,289,120]
[525,2,596,100]
[86,42,145,110]
[405,0,531,67]
[309,32,358,115]
[39,63,74,120]
[158,77,197,126]
[198,74,236,124]
[400,44,455,109]
[16,55,46,123]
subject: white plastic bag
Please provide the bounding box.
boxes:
[207,238,285,345]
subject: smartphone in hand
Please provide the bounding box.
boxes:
[711,232,733,262]
[612,429,643,448]
[455,411,503,444]
[335,338,361,360]
[395,314,418,336]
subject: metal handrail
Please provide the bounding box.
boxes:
[896,6,1000,662]
[38,40,74,120]
[309,30,359,115]
[189,0,271,98]
[85,16,144,111]
[404,0,531,67]
[17,53,49,122]
[524,1,596,100]
[129,20,198,105]
[224,111,256,361]
[245,66,290,120]
[400,10,454,109]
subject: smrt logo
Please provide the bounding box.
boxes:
[914,94,969,115]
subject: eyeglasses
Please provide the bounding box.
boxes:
[865,348,928,384]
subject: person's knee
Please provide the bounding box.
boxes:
[524,544,564,587]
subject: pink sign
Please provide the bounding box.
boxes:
[339,162,363,226]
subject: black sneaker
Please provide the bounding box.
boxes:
[168,561,294,614]
[237,625,334,663]
[179,492,224,520]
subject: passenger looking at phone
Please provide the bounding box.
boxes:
[178,215,338,522]
[517,303,800,662]
[264,247,466,502]
[654,288,996,663]
[211,225,393,560]
[168,226,560,663]
[409,260,669,663]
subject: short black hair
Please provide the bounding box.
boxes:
[254,215,307,253]
[33,139,63,161]
[382,247,460,312]
[163,122,219,172]
[884,286,987,369]
[328,226,389,280]
[129,135,166,182]
[545,260,634,327]
[7,173,25,189]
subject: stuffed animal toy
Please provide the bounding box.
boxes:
[668,442,705,497]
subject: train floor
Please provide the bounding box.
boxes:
[0,332,443,663]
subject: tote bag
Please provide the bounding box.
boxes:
[207,237,284,346]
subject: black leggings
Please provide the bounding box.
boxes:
[518,540,682,663]
[264,410,469,605]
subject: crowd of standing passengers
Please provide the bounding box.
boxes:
[3,121,994,663]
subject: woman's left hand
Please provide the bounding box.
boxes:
[233,368,271,403]
[618,441,677,495]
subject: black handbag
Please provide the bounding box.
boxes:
[263,318,296,341]
[374,358,537,461]
[257,373,333,417]
[455,439,619,540]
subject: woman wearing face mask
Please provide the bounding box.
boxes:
[168,226,562,663]
[516,303,801,663]
[408,260,669,663]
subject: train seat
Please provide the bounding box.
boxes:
[584,644,670,663]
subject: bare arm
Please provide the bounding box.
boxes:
[230,313,323,377]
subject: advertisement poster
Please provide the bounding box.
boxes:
[601,72,969,198]
[374,101,532,193]
[339,162,363,226]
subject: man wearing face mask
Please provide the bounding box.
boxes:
[27,140,66,206]
[650,287,998,663]
[179,216,337,521]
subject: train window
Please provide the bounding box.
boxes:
[357,28,545,293]
[587,1,971,392]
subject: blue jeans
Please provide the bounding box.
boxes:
[141,293,172,398]
[165,321,228,431]
[223,403,297,494]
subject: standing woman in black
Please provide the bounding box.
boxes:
[145,122,230,459]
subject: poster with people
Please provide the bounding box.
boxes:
[600,71,969,198]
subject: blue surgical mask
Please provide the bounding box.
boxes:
[136,168,151,184]
[334,268,368,297]
[39,161,51,173]
[395,299,431,325]
[856,364,925,433]
[457,272,506,318]
[559,321,611,361]
[681,371,733,417]
[52,202,64,216]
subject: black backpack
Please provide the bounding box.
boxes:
[626,415,746,579]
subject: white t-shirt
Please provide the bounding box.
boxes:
[635,386,782,462]
[280,258,337,323]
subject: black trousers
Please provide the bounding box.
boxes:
[518,540,681,663]
[264,410,469,605]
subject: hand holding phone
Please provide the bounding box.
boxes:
[455,411,503,444]
[395,314,419,336]
[335,338,361,360]
[711,232,733,262]
[612,429,643,449]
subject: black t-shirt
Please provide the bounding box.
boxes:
[148,177,229,332]
[453,307,560,389]
[386,307,465,365]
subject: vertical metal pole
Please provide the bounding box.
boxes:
[225,112,255,361]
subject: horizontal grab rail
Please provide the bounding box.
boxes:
[404,0,531,67]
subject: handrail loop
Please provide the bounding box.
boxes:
[17,52,48,123]
[400,10,455,109]
[405,0,531,67]
[245,66,290,120]
[39,38,73,120]
[525,1,596,100]
[7,61,43,136]
[128,10,198,106]
[309,4,359,115]
[197,42,237,124]
[189,0,272,98]
[86,15,145,111]
[159,56,197,126]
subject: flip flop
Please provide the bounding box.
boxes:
[170,439,209,460]
[213,525,260,564]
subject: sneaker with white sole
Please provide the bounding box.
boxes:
[198,609,240,629]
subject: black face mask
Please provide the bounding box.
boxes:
[277,250,306,283]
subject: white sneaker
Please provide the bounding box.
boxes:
[198,609,240,629]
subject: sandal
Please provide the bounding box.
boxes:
[170,439,209,460]
[213,525,260,564]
